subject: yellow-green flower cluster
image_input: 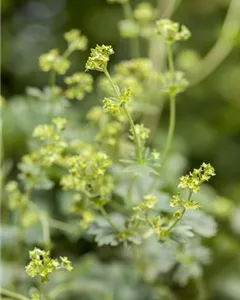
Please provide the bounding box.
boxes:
[103,88,131,115]
[133,194,157,213]
[96,121,123,150]
[39,29,87,76]
[61,151,113,197]
[178,163,216,193]
[134,2,156,23]
[64,72,93,100]
[119,20,139,38]
[156,19,191,44]
[26,248,72,283]
[159,71,189,96]
[170,194,200,211]
[5,181,28,210]
[130,124,150,148]
[64,29,88,52]
[39,49,70,75]
[86,45,114,72]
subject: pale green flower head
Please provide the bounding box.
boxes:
[64,29,88,51]
[133,194,157,213]
[86,45,114,72]
[64,72,93,100]
[119,20,139,38]
[134,2,156,23]
[39,49,70,75]
[130,123,150,146]
[156,19,191,44]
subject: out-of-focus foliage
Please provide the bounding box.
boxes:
[1,1,240,300]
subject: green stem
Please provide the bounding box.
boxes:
[0,288,30,300]
[103,69,143,163]
[49,70,56,88]
[122,1,140,57]
[161,44,176,166]
[166,44,175,74]
[161,94,176,166]
[99,207,121,232]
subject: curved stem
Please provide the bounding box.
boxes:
[0,288,30,300]
[103,69,143,163]
[188,0,240,85]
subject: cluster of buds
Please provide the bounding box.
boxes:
[26,248,72,283]
[178,163,216,193]
[39,49,70,75]
[130,123,150,148]
[64,29,88,52]
[64,72,93,100]
[156,19,191,44]
[39,29,87,76]
[133,194,157,213]
[61,151,113,197]
[133,2,156,23]
[85,45,114,72]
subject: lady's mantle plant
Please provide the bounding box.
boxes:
[1,6,219,300]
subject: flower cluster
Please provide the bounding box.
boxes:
[5,181,28,210]
[178,163,216,193]
[64,72,93,100]
[133,194,157,213]
[61,151,113,197]
[39,29,87,75]
[85,45,114,72]
[39,49,70,75]
[26,248,72,283]
[119,20,139,38]
[156,19,191,44]
[64,29,88,52]
[170,194,200,212]
[133,2,156,23]
[130,124,150,148]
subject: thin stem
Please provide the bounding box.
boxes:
[161,44,176,166]
[161,94,176,166]
[49,218,79,234]
[0,288,30,300]
[99,206,121,232]
[49,70,56,88]
[166,44,175,74]
[103,69,143,163]
[122,1,140,57]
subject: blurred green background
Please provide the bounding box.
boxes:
[1,0,240,299]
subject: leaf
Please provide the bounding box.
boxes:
[183,210,217,238]
[173,263,202,286]
[88,218,119,246]
[171,224,194,244]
